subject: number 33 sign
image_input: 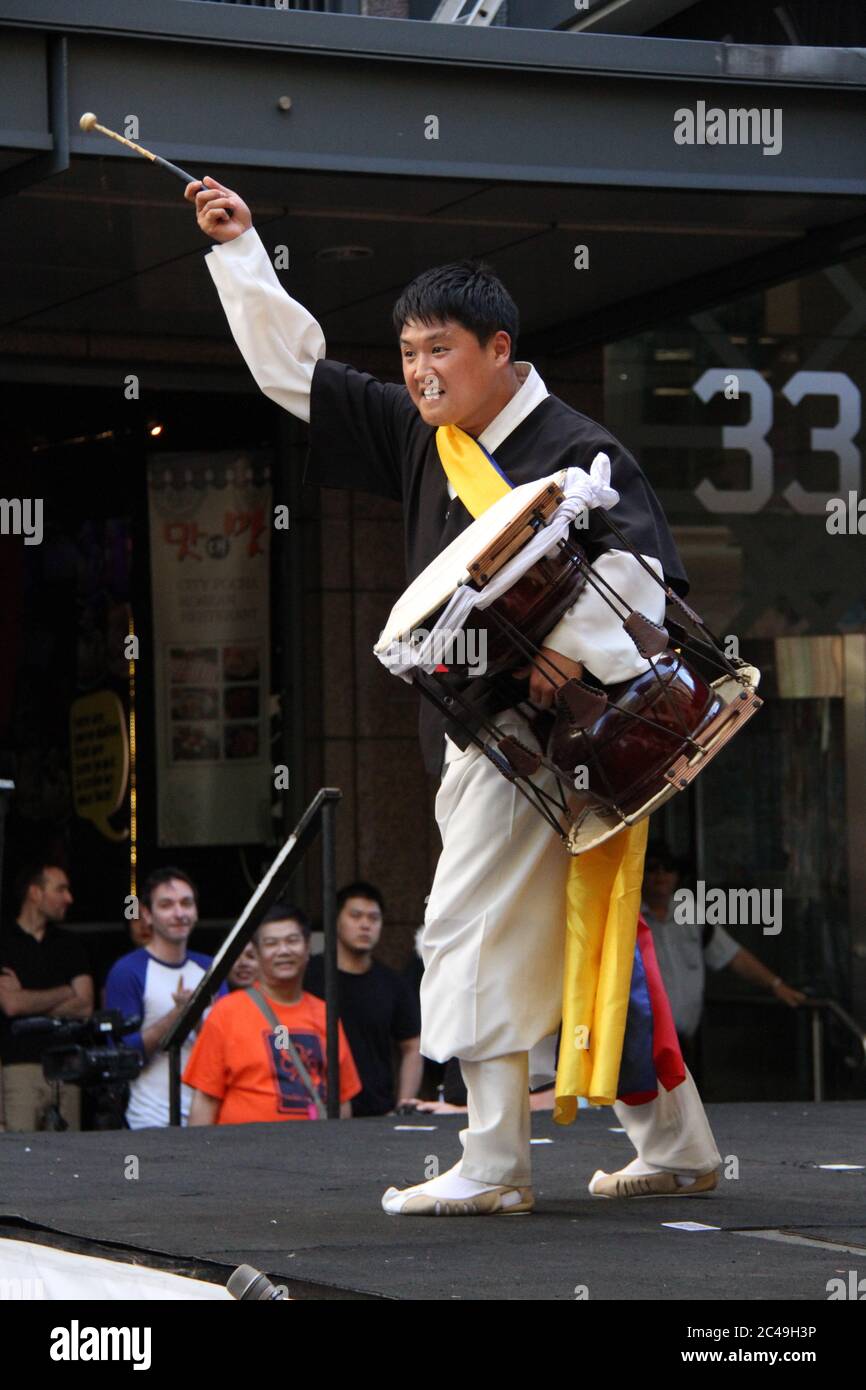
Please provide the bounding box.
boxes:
[693,368,860,514]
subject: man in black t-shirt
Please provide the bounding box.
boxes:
[0,863,93,1131]
[305,882,421,1116]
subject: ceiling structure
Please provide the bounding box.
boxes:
[0,0,864,381]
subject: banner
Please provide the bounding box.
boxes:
[148,453,272,846]
[69,690,129,842]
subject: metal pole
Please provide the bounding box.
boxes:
[322,796,340,1119]
[0,779,15,930]
[811,1009,824,1104]
[169,1044,181,1127]
[691,776,706,884]
[843,635,866,1027]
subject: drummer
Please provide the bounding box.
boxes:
[187,177,723,1216]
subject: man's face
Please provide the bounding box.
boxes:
[255,919,310,990]
[399,318,512,434]
[142,877,198,946]
[643,860,679,902]
[228,941,259,989]
[337,896,383,953]
[32,867,73,923]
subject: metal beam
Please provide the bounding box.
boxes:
[843,635,866,1027]
[1,5,865,197]
[432,0,506,23]
[506,0,701,35]
[1,0,865,88]
[563,0,703,36]
[0,33,68,198]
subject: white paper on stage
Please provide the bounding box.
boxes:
[0,1237,231,1300]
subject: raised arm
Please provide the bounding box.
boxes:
[186,176,325,424]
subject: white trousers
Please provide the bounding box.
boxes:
[420,710,722,1186]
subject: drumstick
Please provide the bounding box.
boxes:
[79,112,234,216]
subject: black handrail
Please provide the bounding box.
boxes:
[706,994,866,1102]
[162,787,342,1125]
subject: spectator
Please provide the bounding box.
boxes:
[227,941,259,991]
[185,904,361,1124]
[0,863,93,1132]
[305,882,422,1116]
[641,842,807,1080]
[105,867,223,1129]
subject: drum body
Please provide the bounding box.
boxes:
[374,467,763,855]
[427,545,586,678]
[549,652,722,818]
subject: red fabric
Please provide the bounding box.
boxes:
[637,916,687,1093]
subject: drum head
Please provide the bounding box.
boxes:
[375,469,567,651]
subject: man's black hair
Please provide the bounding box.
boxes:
[644,842,680,873]
[253,902,311,946]
[337,881,385,915]
[14,861,66,910]
[140,866,198,912]
[392,259,519,361]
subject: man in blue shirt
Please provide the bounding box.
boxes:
[105,867,224,1128]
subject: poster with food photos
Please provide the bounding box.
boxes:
[148,453,272,846]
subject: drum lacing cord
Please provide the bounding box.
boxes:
[421,610,640,821]
[483,592,706,756]
[414,669,578,838]
[560,539,743,683]
[588,510,746,682]
[555,540,729,750]
[474,604,638,793]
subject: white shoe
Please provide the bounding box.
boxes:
[588,1167,719,1198]
[381,1164,534,1216]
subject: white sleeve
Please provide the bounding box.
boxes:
[204,226,326,425]
[704,923,741,971]
[543,550,667,685]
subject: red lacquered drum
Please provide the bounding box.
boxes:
[375,469,762,855]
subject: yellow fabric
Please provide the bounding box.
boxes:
[433,425,646,1124]
[554,819,648,1120]
[435,425,513,519]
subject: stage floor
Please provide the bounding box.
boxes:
[2,1100,864,1300]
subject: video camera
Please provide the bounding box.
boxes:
[10,1010,143,1129]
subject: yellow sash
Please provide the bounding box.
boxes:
[435,424,646,1117]
[435,423,513,519]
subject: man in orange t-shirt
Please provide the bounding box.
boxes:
[184,905,361,1124]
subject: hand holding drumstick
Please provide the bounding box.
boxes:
[185,176,252,243]
[77,114,252,243]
